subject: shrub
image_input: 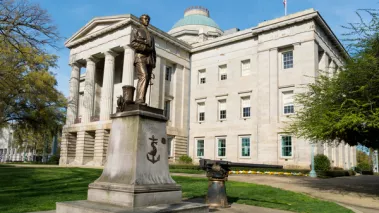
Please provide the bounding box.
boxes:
[362,170,374,175]
[47,155,60,165]
[331,167,344,171]
[314,154,331,171]
[178,155,193,164]
[348,169,356,176]
[357,162,371,171]
[317,170,351,178]
[169,164,202,170]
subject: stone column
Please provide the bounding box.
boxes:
[160,58,167,109]
[59,130,69,165]
[74,131,85,165]
[318,51,329,76]
[93,129,110,166]
[329,60,336,77]
[82,57,98,123]
[149,56,162,108]
[66,62,81,125]
[100,51,118,121]
[122,45,135,86]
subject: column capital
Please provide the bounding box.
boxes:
[123,45,135,53]
[104,50,118,57]
[122,44,133,50]
[69,61,82,68]
[86,56,99,63]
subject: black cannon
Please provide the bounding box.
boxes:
[199,159,283,208]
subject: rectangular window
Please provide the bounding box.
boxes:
[165,66,172,81]
[167,136,173,157]
[283,91,294,114]
[164,100,171,120]
[281,135,292,157]
[240,137,251,157]
[217,138,226,157]
[283,51,293,69]
[196,139,204,157]
[241,96,251,118]
[199,69,206,84]
[241,59,251,76]
[219,64,227,81]
[218,99,227,120]
[197,102,205,122]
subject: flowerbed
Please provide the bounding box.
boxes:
[229,170,308,176]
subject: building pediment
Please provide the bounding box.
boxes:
[65,14,192,51]
[65,15,133,48]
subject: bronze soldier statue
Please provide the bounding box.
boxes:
[130,14,156,105]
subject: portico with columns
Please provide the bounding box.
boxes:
[60,14,191,166]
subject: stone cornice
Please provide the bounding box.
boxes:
[191,9,349,59]
[313,13,350,60]
[191,29,254,53]
[65,10,348,60]
[170,29,199,37]
[65,15,192,51]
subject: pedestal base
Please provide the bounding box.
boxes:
[56,200,209,213]
[88,182,182,207]
[206,179,229,208]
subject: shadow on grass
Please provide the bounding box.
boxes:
[299,175,379,197]
[228,196,290,207]
[0,164,15,167]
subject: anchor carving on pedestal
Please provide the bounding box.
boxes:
[147,135,160,164]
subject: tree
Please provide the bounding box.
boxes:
[357,150,370,164]
[286,9,379,149]
[0,0,66,152]
[0,0,59,54]
[0,41,66,128]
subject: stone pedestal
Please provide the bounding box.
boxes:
[56,104,208,212]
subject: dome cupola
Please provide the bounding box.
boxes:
[168,6,223,44]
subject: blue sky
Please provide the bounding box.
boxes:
[33,0,376,96]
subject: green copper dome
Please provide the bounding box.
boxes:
[171,14,221,30]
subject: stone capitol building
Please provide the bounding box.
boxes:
[60,6,357,169]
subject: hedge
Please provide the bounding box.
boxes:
[316,170,355,178]
[169,164,310,174]
[169,164,202,170]
[361,171,374,175]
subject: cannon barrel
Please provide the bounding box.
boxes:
[229,162,283,169]
[199,159,284,208]
[199,159,283,170]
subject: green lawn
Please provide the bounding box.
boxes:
[0,165,352,213]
